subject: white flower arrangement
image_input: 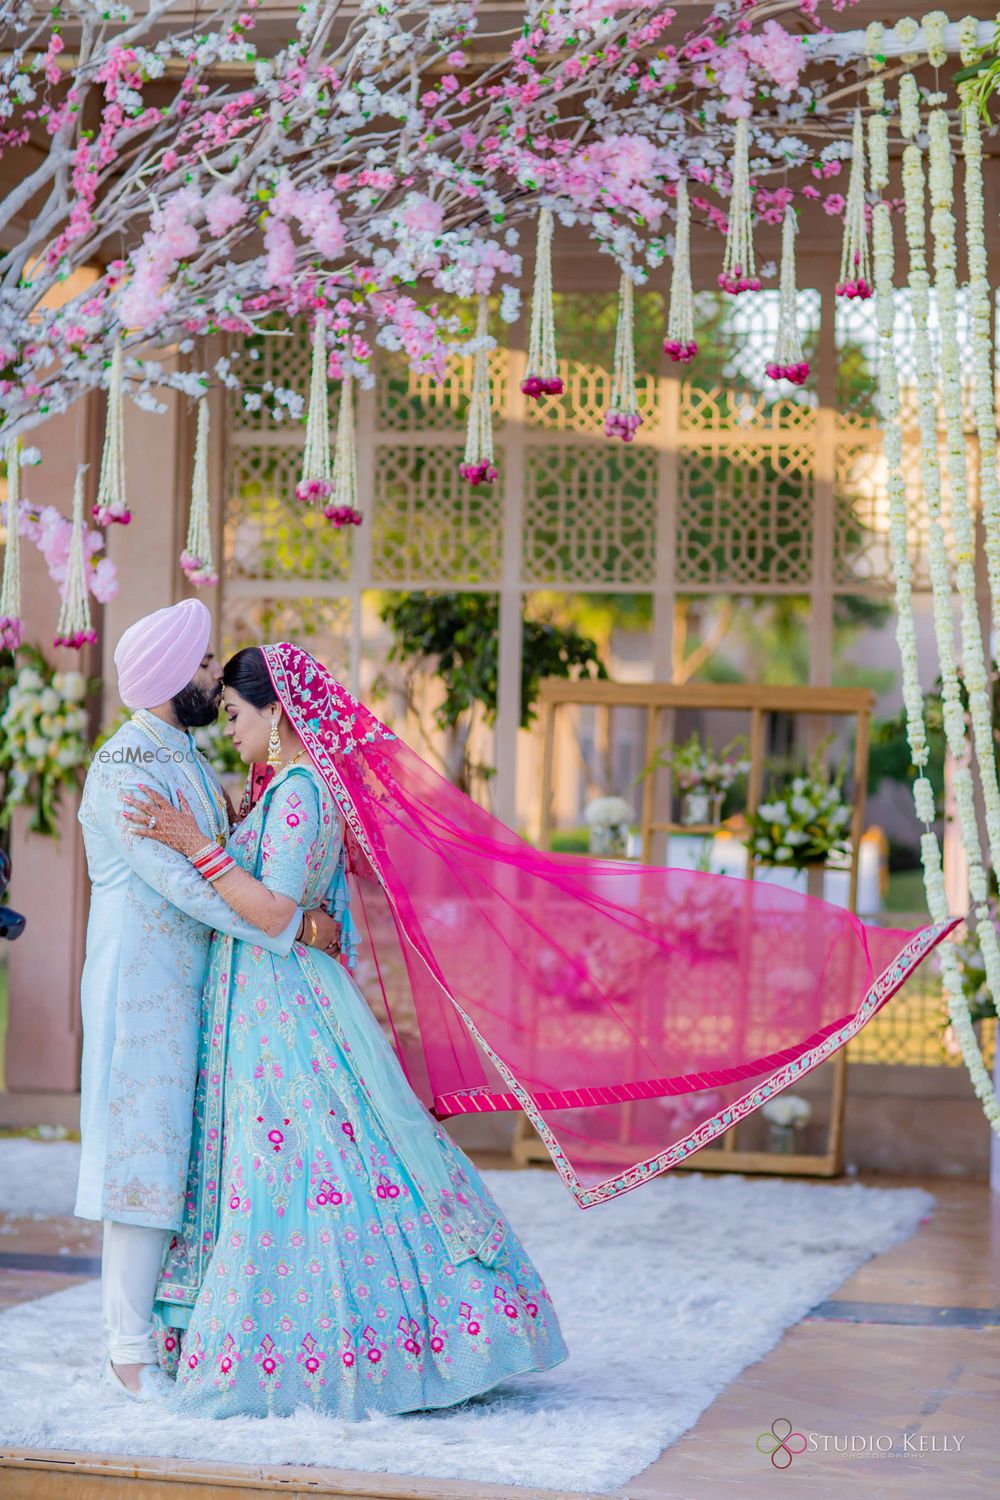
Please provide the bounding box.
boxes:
[0,652,91,837]
[583,795,634,830]
[745,749,851,869]
[761,1094,811,1128]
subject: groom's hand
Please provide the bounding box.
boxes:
[304,906,342,956]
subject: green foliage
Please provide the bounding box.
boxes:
[378,591,607,734]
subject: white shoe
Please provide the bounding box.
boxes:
[99,1355,171,1403]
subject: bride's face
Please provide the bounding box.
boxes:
[222,687,276,765]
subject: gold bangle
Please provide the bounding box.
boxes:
[303,910,318,947]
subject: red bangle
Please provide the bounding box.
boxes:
[193,847,224,868]
[193,849,234,882]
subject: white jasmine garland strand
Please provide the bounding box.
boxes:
[92,342,130,526]
[958,49,1000,662]
[719,117,759,295]
[327,373,362,525]
[297,316,332,503]
[837,111,872,299]
[54,465,96,650]
[899,71,921,141]
[899,137,959,776]
[523,207,561,393]
[664,179,696,364]
[890,89,1000,1133]
[866,72,889,188]
[460,296,497,485]
[926,101,1000,1128]
[604,272,642,441]
[923,10,950,68]
[766,207,808,384]
[181,396,217,586]
[928,101,1000,873]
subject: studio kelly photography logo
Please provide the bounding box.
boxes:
[756,1419,967,1469]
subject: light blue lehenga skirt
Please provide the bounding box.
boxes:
[153,764,569,1418]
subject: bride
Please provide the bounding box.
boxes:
[123,643,569,1418]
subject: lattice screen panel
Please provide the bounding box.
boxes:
[676,446,814,589]
[371,444,503,586]
[222,595,353,681]
[226,444,352,581]
[523,444,657,586]
[377,348,507,432]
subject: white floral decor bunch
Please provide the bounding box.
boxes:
[745,747,851,868]
[583,795,634,831]
[761,1094,811,1128]
[0,655,90,836]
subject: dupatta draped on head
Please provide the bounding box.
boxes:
[261,643,956,1210]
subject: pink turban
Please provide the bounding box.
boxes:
[114,599,212,709]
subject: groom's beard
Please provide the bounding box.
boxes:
[172,678,223,728]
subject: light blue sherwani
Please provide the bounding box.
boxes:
[75,710,301,1231]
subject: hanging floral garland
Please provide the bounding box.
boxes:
[663,179,697,364]
[604,272,642,442]
[53,466,97,650]
[522,207,563,400]
[926,89,1000,1129]
[836,111,872,301]
[1,438,24,649]
[765,207,809,386]
[868,47,1000,1136]
[326,375,363,527]
[92,342,131,526]
[718,118,760,296]
[296,314,334,506]
[460,296,498,486]
[958,17,1000,661]
[181,396,218,586]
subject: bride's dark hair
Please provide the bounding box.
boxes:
[223,646,275,709]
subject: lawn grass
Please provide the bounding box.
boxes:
[884,867,930,915]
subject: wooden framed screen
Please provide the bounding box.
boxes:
[512,678,875,1179]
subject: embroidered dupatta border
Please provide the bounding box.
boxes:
[445,917,958,1208]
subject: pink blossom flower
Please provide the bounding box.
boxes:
[403,193,444,236]
[206,192,244,237]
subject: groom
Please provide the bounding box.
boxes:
[76,598,341,1400]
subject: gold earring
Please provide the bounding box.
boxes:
[266,711,282,768]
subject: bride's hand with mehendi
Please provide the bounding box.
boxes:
[121,786,207,858]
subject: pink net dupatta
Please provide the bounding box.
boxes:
[262,644,959,1210]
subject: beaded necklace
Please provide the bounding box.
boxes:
[130,709,228,847]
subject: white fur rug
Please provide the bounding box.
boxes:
[0,1141,933,1494]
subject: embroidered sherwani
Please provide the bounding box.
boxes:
[75,712,301,1231]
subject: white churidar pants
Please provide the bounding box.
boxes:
[101,1219,170,1364]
